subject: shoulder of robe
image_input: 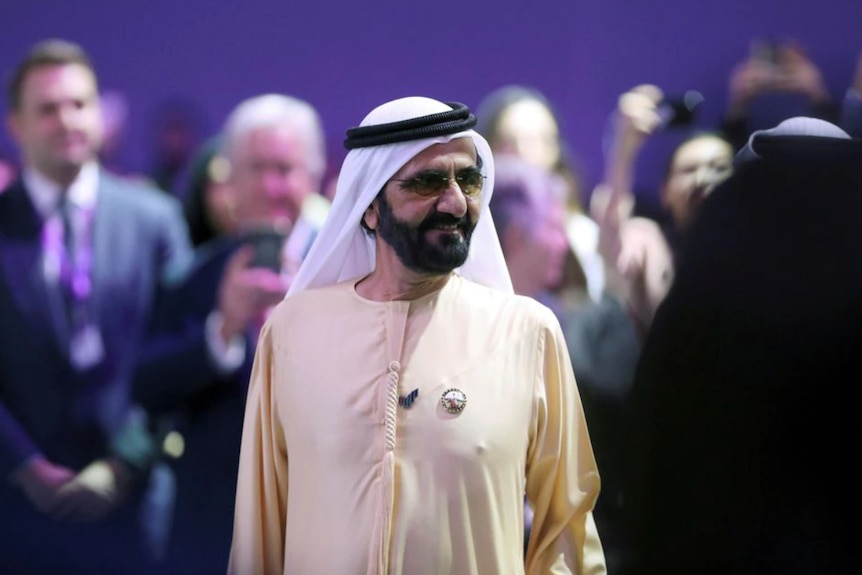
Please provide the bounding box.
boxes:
[458,278,560,333]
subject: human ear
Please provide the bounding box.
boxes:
[362,200,379,231]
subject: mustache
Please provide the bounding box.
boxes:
[418,212,472,232]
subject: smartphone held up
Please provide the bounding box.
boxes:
[243,225,289,273]
[657,90,705,129]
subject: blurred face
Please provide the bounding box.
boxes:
[494,99,561,171]
[503,197,569,296]
[662,135,734,229]
[366,138,483,275]
[228,124,317,230]
[525,200,569,290]
[8,63,103,184]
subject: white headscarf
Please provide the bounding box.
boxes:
[734,116,851,166]
[288,97,513,296]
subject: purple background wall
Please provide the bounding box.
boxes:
[1,0,860,198]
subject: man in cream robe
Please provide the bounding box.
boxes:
[229,97,606,575]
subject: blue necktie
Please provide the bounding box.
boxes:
[55,192,78,322]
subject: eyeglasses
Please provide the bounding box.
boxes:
[390,168,486,198]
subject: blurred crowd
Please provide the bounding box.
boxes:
[1,37,860,574]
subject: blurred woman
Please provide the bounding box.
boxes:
[182,136,236,247]
[476,85,602,308]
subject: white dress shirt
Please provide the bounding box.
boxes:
[24,162,99,287]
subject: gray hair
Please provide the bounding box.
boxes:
[221,93,326,183]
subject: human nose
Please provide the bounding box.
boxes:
[260,169,290,198]
[693,165,716,188]
[434,178,469,218]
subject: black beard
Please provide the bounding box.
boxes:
[375,193,475,274]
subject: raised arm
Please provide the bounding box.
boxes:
[592,85,673,333]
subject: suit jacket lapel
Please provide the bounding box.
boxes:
[90,170,118,326]
[0,181,70,351]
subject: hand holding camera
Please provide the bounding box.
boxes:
[217,239,290,343]
[729,39,830,115]
[607,84,665,169]
[772,42,829,102]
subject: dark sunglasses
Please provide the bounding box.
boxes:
[391,168,486,198]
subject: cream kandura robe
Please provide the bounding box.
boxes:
[229,274,606,575]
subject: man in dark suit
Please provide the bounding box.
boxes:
[135,93,328,574]
[0,40,192,574]
[625,119,862,575]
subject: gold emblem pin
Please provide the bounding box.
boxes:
[440,388,467,414]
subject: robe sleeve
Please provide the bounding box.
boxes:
[228,320,289,575]
[524,310,607,575]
